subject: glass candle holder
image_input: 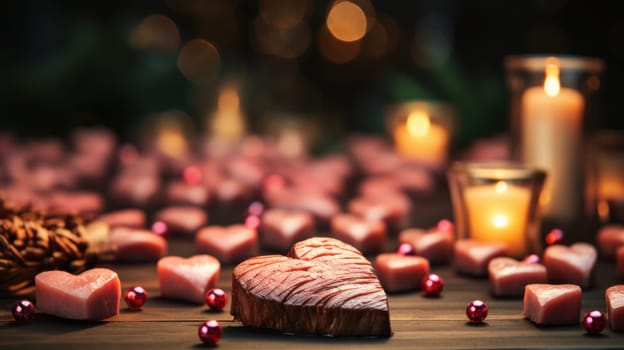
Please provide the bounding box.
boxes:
[448,162,546,258]
[586,130,624,224]
[386,101,455,170]
[504,55,604,225]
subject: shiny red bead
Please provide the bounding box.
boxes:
[205,288,228,311]
[436,219,455,234]
[247,201,264,217]
[198,320,222,345]
[583,310,606,335]
[244,215,261,230]
[545,228,564,246]
[151,221,168,236]
[12,299,35,322]
[183,165,203,186]
[522,254,541,264]
[422,274,444,296]
[396,243,415,256]
[466,300,488,323]
[124,286,148,309]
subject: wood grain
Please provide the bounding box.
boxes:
[1,195,623,349]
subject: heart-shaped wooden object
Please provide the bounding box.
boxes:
[196,225,259,264]
[487,257,547,297]
[35,268,121,320]
[157,255,220,304]
[231,237,391,337]
[543,243,597,288]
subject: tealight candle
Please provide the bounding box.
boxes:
[448,162,546,258]
[464,181,531,257]
[388,101,453,169]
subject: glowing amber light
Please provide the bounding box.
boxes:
[406,111,431,137]
[464,180,532,257]
[177,39,220,84]
[495,181,508,193]
[544,63,561,97]
[326,1,367,42]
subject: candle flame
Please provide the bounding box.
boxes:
[495,181,508,194]
[544,62,560,97]
[491,214,509,228]
[406,111,431,137]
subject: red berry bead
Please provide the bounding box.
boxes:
[522,254,541,264]
[125,286,148,309]
[436,219,455,234]
[198,320,222,345]
[545,228,564,246]
[12,299,35,322]
[583,310,606,335]
[422,274,444,297]
[205,288,228,311]
[396,242,415,256]
[466,300,488,323]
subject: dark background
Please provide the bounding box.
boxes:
[1,0,622,148]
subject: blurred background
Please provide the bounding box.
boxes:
[1,0,622,150]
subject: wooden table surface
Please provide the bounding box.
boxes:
[1,195,623,349]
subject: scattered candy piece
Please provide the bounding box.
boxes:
[205,288,228,311]
[543,243,597,288]
[583,310,606,335]
[157,255,221,304]
[545,228,564,246]
[396,242,415,256]
[488,257,547,297]
[606,285,624,331]
[12,300,35,322]
[198,320,222,345]
[422,274,444,297]
[375,253,430,293]
[124,286,148,309]
[597,225,624,259]
[35,268,121,320]
[523,284,581,326]
[466,300,488,323]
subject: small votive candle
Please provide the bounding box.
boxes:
[387,101,454,169]
[448,162,546,258]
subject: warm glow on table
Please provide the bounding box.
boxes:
[393,110,449,168]
[521,62,584,221]
[464,181,531,257]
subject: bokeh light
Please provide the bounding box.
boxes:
[318,26,361,64]
[177,39,221,84]
[259,0,309,29]
[326,1,368,42]
[129,14,180,52]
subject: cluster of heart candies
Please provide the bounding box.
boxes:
[10,286,230,345]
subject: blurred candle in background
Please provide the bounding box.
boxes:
[388,101,453,169]
[521,60,583,221]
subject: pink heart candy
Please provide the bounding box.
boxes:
[157,255,221,304]
[543,243,597,288]
[35,268,121,320]
[488,257,547,297]
[261,209,315,252]
[196,225,259,264]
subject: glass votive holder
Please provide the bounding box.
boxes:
[386,101,455,170]
[586,131,624,224]
[448,162,547,258]
[504,55,604,225]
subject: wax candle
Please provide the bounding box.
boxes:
[464,181,531,257]
[393,110,450,168]
[521,62,584,221]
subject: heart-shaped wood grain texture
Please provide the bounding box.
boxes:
[231,237,391,337]
[35,268,121,320]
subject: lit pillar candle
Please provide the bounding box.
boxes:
[393,110,450,168]
[521,62,584,221]
[464,181,531,257]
